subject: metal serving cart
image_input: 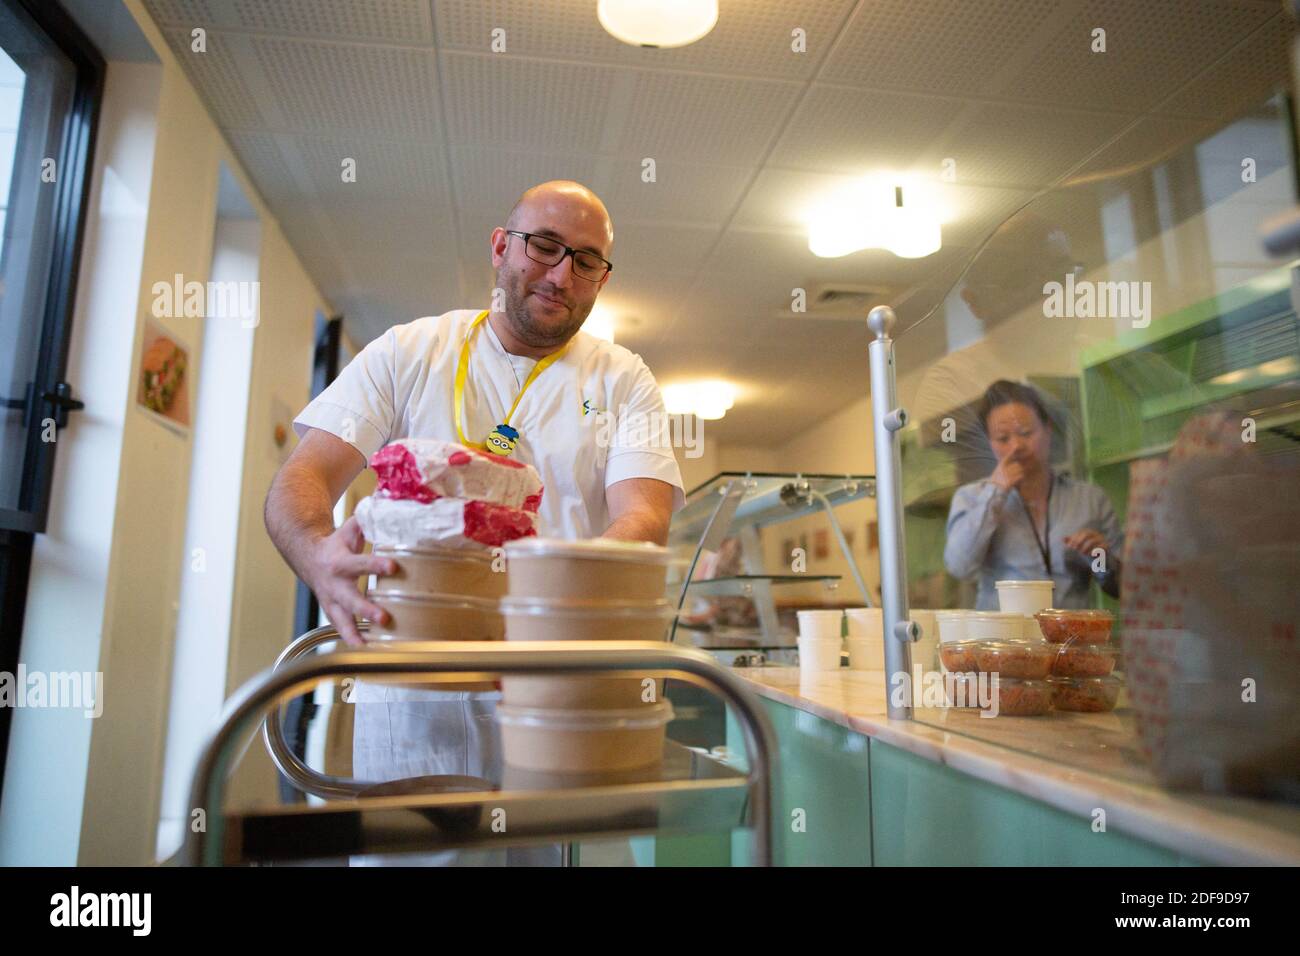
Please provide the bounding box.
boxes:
[181,624,778,866]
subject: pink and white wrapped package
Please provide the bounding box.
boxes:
[370,438,543,512]
[355,494,538,550]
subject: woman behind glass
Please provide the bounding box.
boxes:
[944,380,1123,609]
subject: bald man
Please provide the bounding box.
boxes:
[265,181,685,863]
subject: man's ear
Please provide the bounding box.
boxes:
[490,227,508,268]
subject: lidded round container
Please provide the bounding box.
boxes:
[972,640,1055,680]
[1049,674,1122,712]
[983,676,1054,716]
[943,671,986,709]
[965,610,1026,642]
[496,701,674,772]
[799,608,846,640]
[365,592,503,691]
[1050,641,1118,677]
[939,639,981,673]
[995,579,1055,616]
[370,544,505,599]
[1034,608,1115,644]
[499,597,673,709]
[935,610,970,644]
[504,537,670,601]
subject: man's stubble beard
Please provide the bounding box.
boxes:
[499,267,591,348]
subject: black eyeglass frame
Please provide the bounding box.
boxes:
[505,230,613,281]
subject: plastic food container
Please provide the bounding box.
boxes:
[370,544,506,600]
[1050,641,1118,677]
[797,609,845,640]
[1049,675,1122,712]
[973,640,1054,680]
[366,592,504,691]
[845,636,883,670]
[798,636,844,671]
[368,592,504,642]
[995,579,1055,616]
[497,701,674,772]
[966,611,1026,642]
[504,538,670,601]
[943,672,985,708]
[1034,608,1115,644]
[984,676,1053,716]
[935,610,970,644]
[843,607,882,640]
[939,640,981,673]
[500,597,675,643]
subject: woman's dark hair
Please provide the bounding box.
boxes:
[978,380,1053,433]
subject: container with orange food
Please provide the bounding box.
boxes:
[983,676,1053,716]
[1033,608,1114,644]
[939,639,981,673]
[972,640,1054,680]
[1049,675,1122,712]
[1050,641,1118,677]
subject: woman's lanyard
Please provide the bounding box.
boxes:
[1018,472,1054,575]
[453,310,567,457]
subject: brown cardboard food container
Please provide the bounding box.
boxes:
[366,592,504,691]
[504,537,670,601]
[498,597,674,709]
[370,545,506,600]
[496,702,674,772]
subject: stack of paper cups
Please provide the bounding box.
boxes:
[796,609,844,671]
[843,607,884,670]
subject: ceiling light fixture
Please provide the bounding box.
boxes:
[662,380,736,420]
[807,175,943,260]
[598,0,719,49]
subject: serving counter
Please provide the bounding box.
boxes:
[711,666,1300,866]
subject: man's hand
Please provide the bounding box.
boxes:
[303,516,396,646]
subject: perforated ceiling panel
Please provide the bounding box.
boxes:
[434,0,854,80]
[139,0,1297,444]
[1006,0,1278,114]
[821,0,1067,98]
[251,37,440,138]
[230,0,433,44]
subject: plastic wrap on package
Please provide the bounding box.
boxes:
[356,494,538,549]
[370,438,543,511]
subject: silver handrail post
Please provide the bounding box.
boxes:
[867,306,916,720]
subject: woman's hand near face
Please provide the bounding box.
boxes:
[1063,528,1107,557]
[989,456,1027,491]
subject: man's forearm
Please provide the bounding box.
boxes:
[265,463,337,581]
[602,508,669,546]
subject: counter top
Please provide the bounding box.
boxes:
[732,666,1300,866]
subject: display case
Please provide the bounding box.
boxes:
[666,472,875,660]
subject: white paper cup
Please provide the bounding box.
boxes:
[996,579,1055,616]
[798,636,844,671]
[797,609,844,641]
[844,607,883,640]
[845,636,884,670]
[935,610,970,644]
[966,610,1028,642]
[911,609,939,672]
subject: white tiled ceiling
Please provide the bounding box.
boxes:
[141,0,1295,446]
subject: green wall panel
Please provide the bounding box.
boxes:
[869,741,1203,866]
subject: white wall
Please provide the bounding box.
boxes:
[0,60,162,867]
[0,0,331,864]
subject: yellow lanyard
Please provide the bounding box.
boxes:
[453,310,567,455]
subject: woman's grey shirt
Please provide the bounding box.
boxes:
[943,471,1123,610]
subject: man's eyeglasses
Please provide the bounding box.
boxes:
[506,230,613,282]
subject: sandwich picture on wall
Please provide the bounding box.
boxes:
[136,319,190,431]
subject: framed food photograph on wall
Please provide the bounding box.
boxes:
[135,318,191,434]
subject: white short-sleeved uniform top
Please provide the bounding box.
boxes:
[293,309,686,538]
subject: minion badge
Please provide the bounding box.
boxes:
[485,423,520,456]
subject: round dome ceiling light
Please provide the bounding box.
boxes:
[598,0,719,49]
